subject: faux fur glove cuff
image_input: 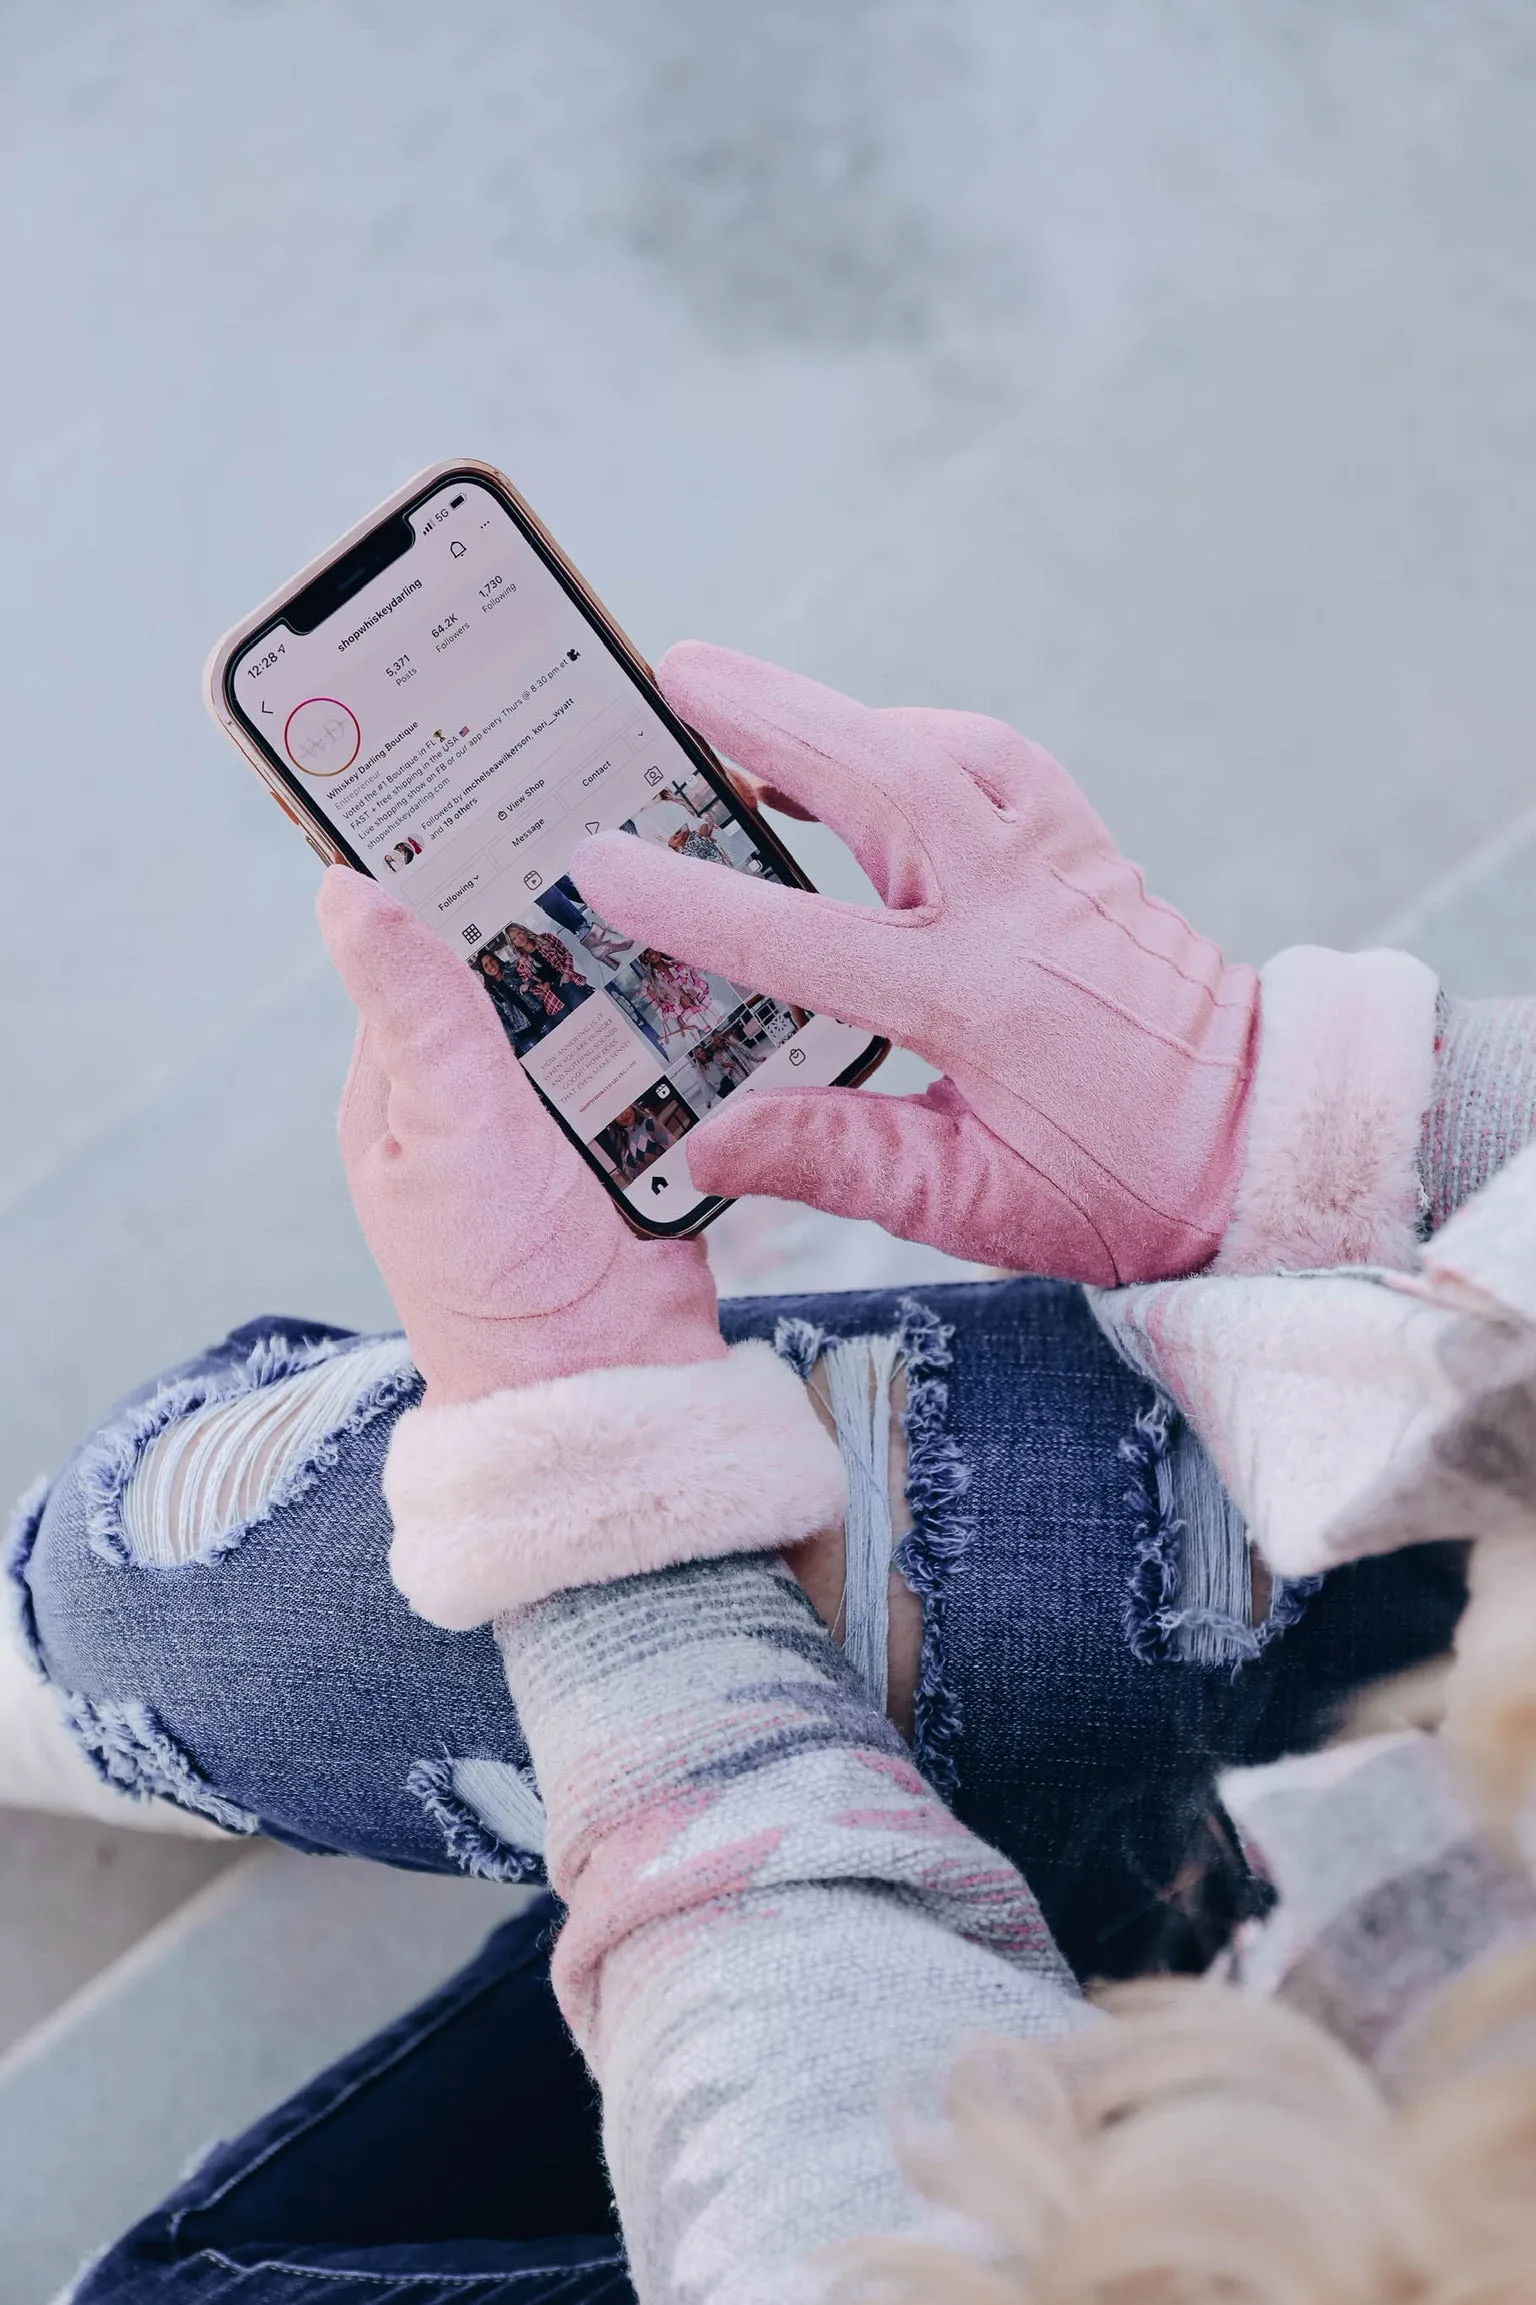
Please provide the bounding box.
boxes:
[1214,946,1439,1276]
[384,1339,847,1629]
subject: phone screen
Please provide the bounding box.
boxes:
[224,471,882,1230]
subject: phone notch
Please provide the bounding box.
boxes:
[286,511,415,635]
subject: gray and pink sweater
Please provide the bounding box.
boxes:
[383,972,1536,2302]
[497,1555,1535,2304]
[500,1555,1085,2302]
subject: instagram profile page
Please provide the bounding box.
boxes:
[232,479,862,1219]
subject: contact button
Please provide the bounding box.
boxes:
[579,746,628,791]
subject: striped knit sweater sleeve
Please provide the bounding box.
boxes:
[496,1554,1087,2305]
[1424,995,1536,1230]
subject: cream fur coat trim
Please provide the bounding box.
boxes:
[1214,945,1439,1276]
[384,1339,846,1628]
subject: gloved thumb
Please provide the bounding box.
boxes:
[317,866,525,1137]
[685,1086,1118,1282]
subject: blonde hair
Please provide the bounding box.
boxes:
[833,1525,1536,2304]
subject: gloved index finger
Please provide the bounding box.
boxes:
[573,831,916,1037]
[658,641,966,910]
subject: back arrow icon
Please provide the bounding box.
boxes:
[260,701,274,714]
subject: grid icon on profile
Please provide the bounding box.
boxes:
[462,922,481,944]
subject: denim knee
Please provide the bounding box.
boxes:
[726,1277,1467,1978]
[9,1317,547,1879]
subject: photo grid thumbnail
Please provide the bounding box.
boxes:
[467,776,807,1185]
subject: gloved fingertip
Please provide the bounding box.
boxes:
[655,640,812,738]
[569,827,640,882]
[571,827,683,925]
[316,864,406,950]
[655,638,743,696]
[686,1086,848,1200]
[682,1104,760,1196]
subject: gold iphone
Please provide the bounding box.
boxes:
[205,458,886,1236]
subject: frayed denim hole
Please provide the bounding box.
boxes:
[5,1476,51,1673]
[775,1318,910,1720]
[121,1338,419,1568]
[1256,1571,1324,1648]
[58,1693,258,1833]
[83,1330,418,1570]
[891,1295,972,1802]
[774,1305,975,1782]
[771,1314,829,1382]
[407,1758,548,1884]
[1121,1391,1259,1668]
[1120,1398,1321,1671]
[1121,1390,1183,1665]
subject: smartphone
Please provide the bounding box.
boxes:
[206,458,886,1236]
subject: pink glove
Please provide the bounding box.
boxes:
[317,867,725,1403]
[318,867,842,1629]
[574,645,1260,1285]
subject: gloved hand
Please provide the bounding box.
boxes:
[574,645,1260,1284]
[317,867,726,1403]
[318,866,841,1630]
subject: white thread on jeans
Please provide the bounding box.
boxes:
[120,1338,415,1565]
[812,1333,904,1714]
[450,1756,548,1854]
[1159,1422,1253,1664]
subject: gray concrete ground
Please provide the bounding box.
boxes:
[0,1809,237,2062]
[2,0,1535,2281]
[0,1849,526,2302]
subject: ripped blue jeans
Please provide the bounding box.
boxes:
[11,1278,1465,1980]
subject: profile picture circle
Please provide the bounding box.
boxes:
[285,697,361,777]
